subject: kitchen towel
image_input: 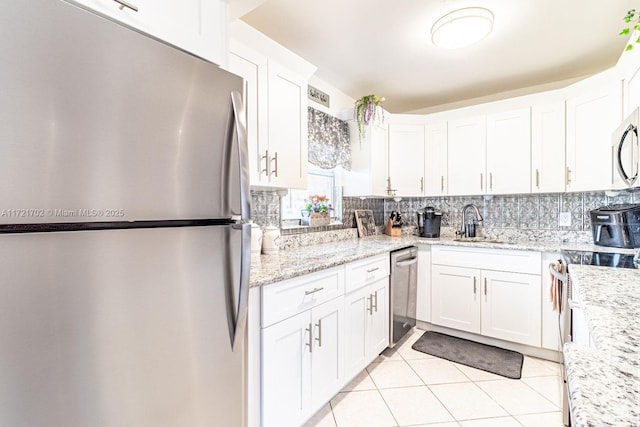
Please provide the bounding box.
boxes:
[548,260,566,313]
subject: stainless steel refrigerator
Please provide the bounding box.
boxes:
[0,1,250,426]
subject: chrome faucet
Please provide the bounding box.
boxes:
[457,204,483,238]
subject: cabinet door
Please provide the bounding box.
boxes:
[345,122,389,196]
[416,245,431,323]
[367,278,390,357]
[267,60,308,189]
[480,270,541,347]
[486,108,531,194]
[566,81,622,191]
[344,286,371,378]
[310,298,344,412]
[447,116,486,196]
[227,44,269,185]
[388,124,425,196]
[67,0,226,65]
[431,265,481,333]
[262,311,311,427]
[531,102,566,193]
[425,122,448,195]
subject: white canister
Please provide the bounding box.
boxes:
[250,222,263,255]
[262,226,280,254]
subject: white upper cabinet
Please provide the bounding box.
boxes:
[531,100,566,193]
[226,42,268,185]
[565,69,622,192]
[447,116,486,196]
[267,60,308,189]
[388,123,425,196]
[424,122,448,196]
[344,121,389,197]
[486,108,531,194]
[228,21,316,189]
[67,0,227,65]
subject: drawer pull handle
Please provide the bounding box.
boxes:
[304,287,324,295]
[473,277,477,294]
[372,290,378,312]
[484,277,488,297]
[366,267,380,273]
[113,0,139,12]
[367,295,373,315]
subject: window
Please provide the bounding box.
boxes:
[281,166,343,226]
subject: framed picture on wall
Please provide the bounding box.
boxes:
[354,209,376,237]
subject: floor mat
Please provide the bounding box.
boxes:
[411,331,524,379]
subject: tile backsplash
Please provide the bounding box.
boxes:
[250,189,639,247]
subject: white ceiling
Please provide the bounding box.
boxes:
[237,0,637,113]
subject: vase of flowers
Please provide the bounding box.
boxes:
[301,194,333,226]
[354,94,385,142]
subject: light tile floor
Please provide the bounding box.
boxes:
[304,329,564,427]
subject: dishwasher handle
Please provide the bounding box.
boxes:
[395,257,418,267]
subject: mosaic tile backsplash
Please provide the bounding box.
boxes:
[250,189,639,247]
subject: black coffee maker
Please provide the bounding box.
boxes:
[417,206,442,238]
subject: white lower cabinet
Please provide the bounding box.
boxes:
[481,270,541,346]
[260,254,390,427]
[262,296,343,427]
[344,278,389,378]
[416,245,431,323]
[431,265,481,334]
[431,246,542,347]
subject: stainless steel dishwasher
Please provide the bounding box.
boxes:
[389,246,418,347]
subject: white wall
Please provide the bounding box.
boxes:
[308,75,355,119]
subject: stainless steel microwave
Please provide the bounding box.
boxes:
[611,108,640,189]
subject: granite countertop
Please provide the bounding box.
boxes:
[249,233,636,288]
[563,264,640,426]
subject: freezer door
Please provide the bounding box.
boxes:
[0,226,246,427]
[0,0,244,223]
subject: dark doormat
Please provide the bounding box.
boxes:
[412,331,524,379]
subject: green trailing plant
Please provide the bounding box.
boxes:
[621,9,640,51]
[354,94,385,141]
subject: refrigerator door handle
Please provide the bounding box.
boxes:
[231,222,251,350]
[230,90,251,221]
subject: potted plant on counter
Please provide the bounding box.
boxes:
[301,194,333,226]
[354,94,385,142]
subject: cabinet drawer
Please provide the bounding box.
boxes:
[345,253,390,293]
[432,246,541,275]
[262,266,345,327]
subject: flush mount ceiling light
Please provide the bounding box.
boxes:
[431,7,494,49]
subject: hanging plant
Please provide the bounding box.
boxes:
[621,9,640,51]
[354,94,385,141]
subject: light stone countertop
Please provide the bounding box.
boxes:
[250,233,635,288]
[250,235,418,288]
[563,264,640,426]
